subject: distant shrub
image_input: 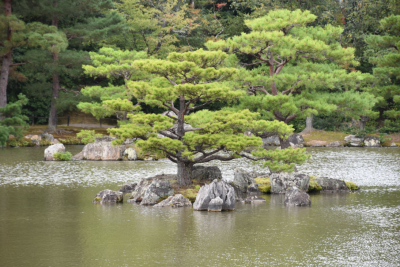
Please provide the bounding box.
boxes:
[53,152,72,161]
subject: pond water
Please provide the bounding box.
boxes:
[0,146,399,266]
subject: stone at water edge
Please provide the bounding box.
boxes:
[314,177,348,191]
[364,136,380,147]
[193,179,236,211]
[73,136,125,160]
[208,197,223,211]
[233,168,269,193]
[390,142,398,147]
[247,184,261,195]
[191,166,222,182]
[154,194,192,207]
[284,187,311,206]
[326,141,343,147]
[123,148,137,160]
[93,189,123,204]
[119,183,137,194]
[44,143,65,161]
[270,172,310,194]
[140,179,174,205]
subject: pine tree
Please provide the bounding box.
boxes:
[78,47,147,119]
[365,15,400,124]
[0,93,28,145]
[207,9,377,146]
[106,49,308,185]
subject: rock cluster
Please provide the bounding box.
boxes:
[262,133,304,147]
[154,194,192,207]
[25,132,58,146]
[270,172,310,193]
[44,143,65,160]
[344,135,381,147]
[193,179,235,211]
[128,178,174,205]
[233,168,269,193]
[284,186,311,206]
[93,189,123,204]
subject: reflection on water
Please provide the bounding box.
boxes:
[0,146,399,266]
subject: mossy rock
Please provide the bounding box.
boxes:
[308,176,322,193]
[253,177,271,194]
[345,181,359,190]
[156,195,170,203]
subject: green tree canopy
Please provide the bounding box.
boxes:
[106,49,308,185]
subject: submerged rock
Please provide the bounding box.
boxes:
[284,187,311,206]
[73,137,125,160]
[93,189,123,204]
[44,143,65,161]
[313,177,348,192]
[154,194,192,207]
[270,172,310,194]
[244,195,266,204]
[193,179,235,211]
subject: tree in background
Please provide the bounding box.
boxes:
[207,9,376,144]
[13,0,124,131]
[106,49,308,185]
[0,93,28,145]
[78,47,147,120]
[365,15,400,130]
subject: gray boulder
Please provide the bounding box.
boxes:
[193,179,235,211]
[44,143,65,161]
[345,135,364,147]
[233,168,269,193]
[40,133,54,142]
[244,195,266,204]
[93,189,123,204]
[140,179,174,205]
[262,135,280,146]
[344,135,356,142]
[74,137,125,160]
[288,134,305,145]
[313,177,348,191]
[128,178,154,203]
[364,136,380,147]
[119,183,137,194]
[326,141,343,147]
[270,172,310,194]
[123,148,137,160]
[192,166,222,182]
[154,194,192,207]
[284,186,311,206]
[208,197,223,211]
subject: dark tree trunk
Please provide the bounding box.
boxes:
[48,53,59,132]
[48,1,59,131]
[176,95,193,185]
[0,0,13,118]
[279,136,291,149]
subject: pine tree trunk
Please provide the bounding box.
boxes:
[0,0,13,119]
[176,95,192,185]
[301,116,314,134]
[48,54,59,132]
[279,136,291,149]
[48,2,59,131]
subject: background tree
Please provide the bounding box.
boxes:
[78,47,147,120]
[107,49,308,185]
[0,93,28,145]
[207,9,376,145]
[365,15,400,129]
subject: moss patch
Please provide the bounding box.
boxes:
[308,176,322,192]
[345,181,359,190]
[170,179,206,203]
[253,177,271,194]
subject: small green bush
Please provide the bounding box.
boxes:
[53,151,72,161]
[76,130,103,144]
